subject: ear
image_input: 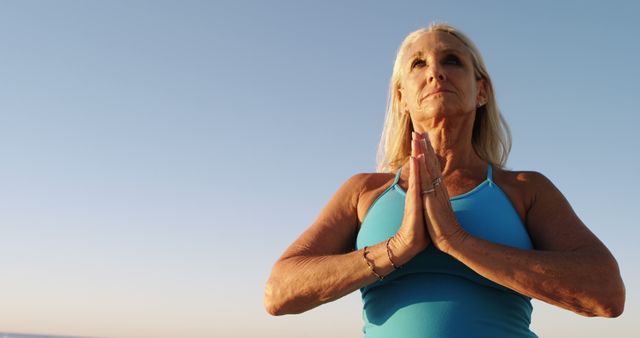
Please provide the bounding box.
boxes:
[476,78,489,107]
[397,86,409,113]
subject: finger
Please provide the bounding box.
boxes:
[419,133,428,155]
[409,131,417,158]
[411,136,417,157]
[417,154,432,193]
[417,132,430,158]
[416,137,438,180]
[412,138,423,158]
[422,135,442,175]
[408,156,422,209]
[420,137,447,198]
[418,138,434,178]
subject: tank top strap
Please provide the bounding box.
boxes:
[397,163,491,183]
[393,167,402,185]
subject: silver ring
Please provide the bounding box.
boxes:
[421,187,436,195]
[421,176,442,195]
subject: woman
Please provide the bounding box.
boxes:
[264,23,625,337]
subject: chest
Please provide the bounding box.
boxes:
[357,171,529,228]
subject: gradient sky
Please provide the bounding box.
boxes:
[0,1,638,337]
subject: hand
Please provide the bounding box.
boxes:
[414,132,469,253]
[389,134,432,265]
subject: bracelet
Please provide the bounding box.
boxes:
[362,246,384,280]
[386,237,402,269]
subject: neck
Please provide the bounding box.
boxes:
[413,113,484,176]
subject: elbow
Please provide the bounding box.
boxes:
[264,300,284,316]
[264,274,303,316]
[264,258,315,316]
[600,289,626,318]
[264,277,312,316]
[603,304,624,318]
[587,253,626,318]
[593,277,626,318]
[264,280,285,316]
[595,298,624,318]
[264,292,280,316]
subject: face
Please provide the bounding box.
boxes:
[397,31,487,122]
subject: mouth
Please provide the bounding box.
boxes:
[425,89,454,98]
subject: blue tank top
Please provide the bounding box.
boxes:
[355,164,538,338]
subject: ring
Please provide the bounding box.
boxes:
[422,187,436,195]
[421,176,442,195]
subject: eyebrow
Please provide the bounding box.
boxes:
[407,48,465,63]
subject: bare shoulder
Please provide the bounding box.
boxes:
[495,167,604,251]
[331,171,393,208]
[490,167,543,225]
[493,166,545,188]
[494,167,567,214]
[355,172,398,227]
[316,171,381,207]
[310,171,398,231]
[277,171,388,261]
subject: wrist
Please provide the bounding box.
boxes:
[388,235,417,266]
[441,226,470,255]
[386,237,403,269]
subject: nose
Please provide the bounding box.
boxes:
[427,64,446,83]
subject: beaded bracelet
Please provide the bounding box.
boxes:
[362,246,384,280]
[386,237,403,269]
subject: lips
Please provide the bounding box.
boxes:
[426,89,454,98]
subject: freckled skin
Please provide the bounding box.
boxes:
[265,29,625,319]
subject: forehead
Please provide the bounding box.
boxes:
[402,31,469,63]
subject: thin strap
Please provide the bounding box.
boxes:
[398,163,491,182]
[393,167,402,185]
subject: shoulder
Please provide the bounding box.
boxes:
[322,172,390,215]
[493,166,547,187]
[335,172,379,199]
[497,168,599,251]
[493,166,554,202]
[339,171,396,195]
[337,172,394,205]
[496,168,561,212]
[334,171,398,227]
[491,167,545,223]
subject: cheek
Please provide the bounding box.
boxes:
[457,79,478,104]
[406,81,426,105]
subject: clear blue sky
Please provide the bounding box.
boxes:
[0,1,638,337]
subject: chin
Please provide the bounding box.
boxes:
[420,105,470,119]
[415,108,455,120]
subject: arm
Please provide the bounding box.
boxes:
[263,173,397,315]
[444,172,625,317]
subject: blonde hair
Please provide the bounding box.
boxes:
[375,23,512,173]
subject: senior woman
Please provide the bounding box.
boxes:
[264,23,625,337]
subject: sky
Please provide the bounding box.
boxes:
[0,1,638,337]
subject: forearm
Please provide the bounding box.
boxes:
[264,240,396,315]
[446,234,625,317]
